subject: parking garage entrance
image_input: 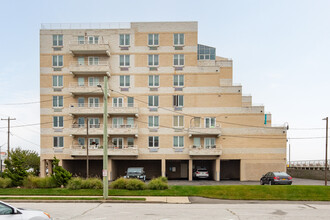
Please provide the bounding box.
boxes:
[220,160,240,180]
[166,160,189,180]
[112,160,161,180]
[193,160,215,180]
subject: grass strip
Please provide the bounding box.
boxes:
[0,185,329,201]
[0,197,145,201]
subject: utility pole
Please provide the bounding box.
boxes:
[1,117,16,157]
[323,117,328,186]
[86,118,89,179]
[289,139,291,168]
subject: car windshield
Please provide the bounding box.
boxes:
[273,172,289,176]
[197,169,208,172]
[127,168,143,173]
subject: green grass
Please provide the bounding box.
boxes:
[0,197,145,201]
[0,185,329,201]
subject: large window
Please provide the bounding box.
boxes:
[53,136,64,147]
[53,96,63,108]
[112,117,124,128]
[52,75,63,87]
[88,57,99,65]
[148,75,159,87]
[173,75,184,87]
[204,138,216,148]
[148,54,159,66]
[89,138,100,147]
[174,33,184,46]
[112,97,123,107]
[148,95,159,107]
[128,97,134,107]
[148,116,159,128]
[112,138,124,149]
[88,97,100,107]
[127,137,134,147]
[148,136,159,147]
[78,137,85,146]
[173,136,184,147]
[173,54,184,66]
[53,116,63,128]
[205,117,216,128]
[173,115,184,128]
[53,35,63,46]
[198,44,216,60]
[88,36,99,44]
[88,77,100,86]
[148,34,159,46]
[119,55,130,67]
[120,75,130,87]
[119,34,130,46]
[52,55,63,67]
[89,118,100,128]
[173,95,184,107]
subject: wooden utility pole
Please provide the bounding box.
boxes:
[86,118,89,178]
[1,117,16,157]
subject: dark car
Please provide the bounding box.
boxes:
[124,167,146,182]
[260,172,292,185]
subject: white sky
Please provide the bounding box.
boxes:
[0,0,329,161]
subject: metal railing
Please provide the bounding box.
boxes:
[108,145,138,150]
[71,145,102,150]
[41,23,131,30]
[69,40,109,45]
[71,124,102,129]
[109,124,137,129]
[190,145,218,149]
[289,160,330,168]
[71,144,137,150]
[69,82,104,88]
[69,103,103,108]
[70,61,109,67]
[189,124,221,129]
[110,103,138,108]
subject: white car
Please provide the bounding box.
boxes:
[193,168,209,179]
[0,201,52,219]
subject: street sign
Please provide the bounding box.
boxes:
[102,169,107,177]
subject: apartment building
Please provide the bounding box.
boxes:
[40,22,287,181]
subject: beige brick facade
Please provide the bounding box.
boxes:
[40,22,287,181]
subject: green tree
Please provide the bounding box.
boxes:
[3,148,29,186]
[51,157,72,186]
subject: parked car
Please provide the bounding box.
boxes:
[193,167,209,179]
[124,167,146,182]
[0,201,52,219]
[260,172,292,185]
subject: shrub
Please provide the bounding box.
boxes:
[51,157,72,187]
[0,177,12,188]
[148,177,169,190]
[126,179,145,190]
[23,176,57,189]
[82,178,103,189]
[67,177,83,190]
[110,177,128,189]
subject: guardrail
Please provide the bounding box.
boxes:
[289,160,330,168]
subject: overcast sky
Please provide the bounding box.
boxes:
[0,0,329,161]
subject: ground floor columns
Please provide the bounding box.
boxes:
[47,160,53,175]
[40,159,46,177]
[188,159,193,181]
[161,159,166,177]
[216,157,220,181]
[108,158,112,181]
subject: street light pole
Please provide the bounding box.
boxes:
[323,117,328,186]
[86,118,89,179]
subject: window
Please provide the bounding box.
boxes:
[112,117,124,128]
[78,36,85,44]
[88,77,100,87]
[193,137,201,147]
[173,136,184,147]
[78,57,84,65]
[148,34,159,46]
[198,44,216,60]
[173,95,184,107]
[88,36,99,44]
[112,97,123,107]
[205,117,216,128]
[78,137,85,146]
[78,117,85,127]
[53,136,64,147]
[88,97,100,107]
[173,54,184,66]
[148,136,159,147]
[148,55,159,66]
[193,117,201,127]
[148,95,159,107]
[127,97,134,107]
[173,115,184,128]
[119,34,130,46]
[52,55,63,67]
[173,75,184,87]
[78,97,84,107]
[88,57,99,65]
[53,116,64,128]
[53,35,63,46]
[127,137,134,147]
[174,33,184,46]
[89,118,100,128]
[78,77,84,86]
[148,75,159,87]
[89,138,100,147]
[127,117,134,127]
[52,75,63,87]
[112,138,123,149]
[119,55,130,67]
[148,116,159,128]
[53,96,63,108]
[120,75,130,87]
[204,138,215,148]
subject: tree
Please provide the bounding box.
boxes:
[51,157,72,186]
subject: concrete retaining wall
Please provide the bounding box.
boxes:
[287,168,330,180]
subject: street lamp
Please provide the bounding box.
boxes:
[98,77,108,199]
[323,117,328,186]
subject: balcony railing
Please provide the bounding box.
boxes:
[69,103,104,115]
[69,61,110,76]
[69,40,110,56]
[69,124,103,135]
[109,103,139,116]
[70,145,138,156]
[189,145,222,156]
[108,124,138,136]
[188,125,221,137]
[68,82,104,95]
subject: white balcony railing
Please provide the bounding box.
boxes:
[70,61,109,67]
[69,39,109,46]
[109,124,137,129]
[108,145,138,150]
[189,145,222,156]
[69,82,104,88]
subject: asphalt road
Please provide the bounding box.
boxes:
[11,202,330,220]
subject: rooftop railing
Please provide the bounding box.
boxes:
[41,22,131,30]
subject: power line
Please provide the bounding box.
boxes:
[11,133,40,147]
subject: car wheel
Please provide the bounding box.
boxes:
[268,180,272,185]
[260,180,264,185]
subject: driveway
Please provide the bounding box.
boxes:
[168,178,326,186]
